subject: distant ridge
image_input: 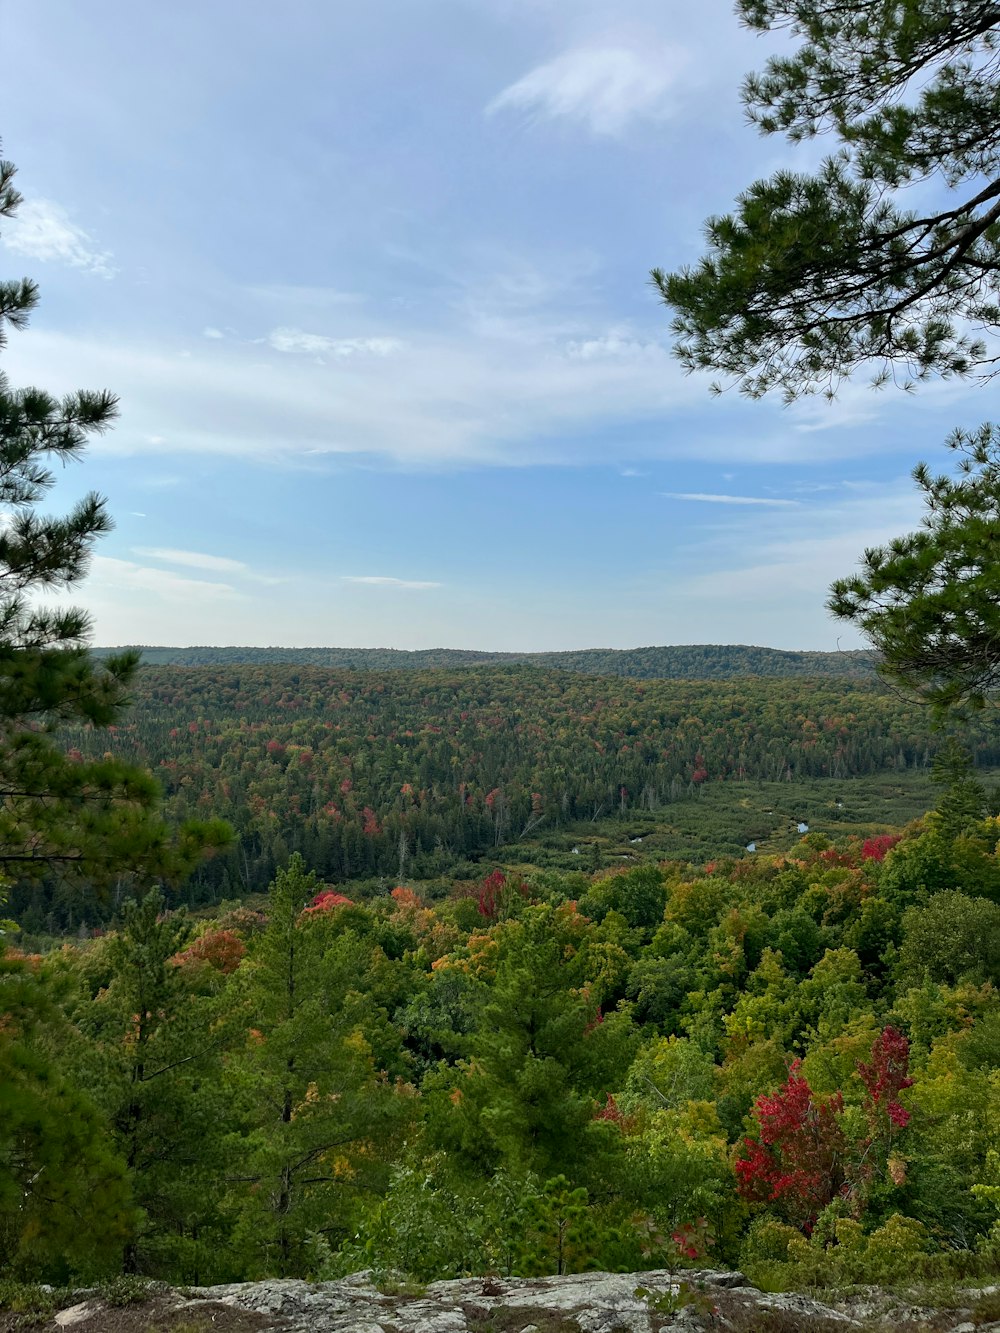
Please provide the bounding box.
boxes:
[94,643,878,681]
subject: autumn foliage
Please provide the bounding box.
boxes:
[172,927,246,974]
[735,1061,846,1229]
[303,888,353,914]
[858,1026,913,1133]
[736,1028,914,1231]
[473,868,530,922]
[861,834,902,863]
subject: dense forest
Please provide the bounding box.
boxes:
[10,0,1000,1308]
[7,772,1000,1292]
[11,663,995,929]
[93,643,879,680]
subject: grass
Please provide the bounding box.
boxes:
[517,769,955,873]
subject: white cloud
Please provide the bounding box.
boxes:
[659,483,926,647]
[486,44,685,135]
[132,546,286,586]
[660,492,800,506]
[91,555,241,602]
[2,310,948,473]
[132,546,249,574]
[3,197,116,278]
[341,576,442,590]
[203,326,225,339]
[567,333,662,359]
[0,320,700,468]
[267,328,403,359]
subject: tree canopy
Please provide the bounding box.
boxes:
[655,0,1000,399]
[830,424,1000,712]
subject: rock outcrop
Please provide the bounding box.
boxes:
[44,1269,1000,1333]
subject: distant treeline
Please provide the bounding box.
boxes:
[19,662,989,927]
[94,642,879,680]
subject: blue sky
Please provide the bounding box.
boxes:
[1,0,987,650]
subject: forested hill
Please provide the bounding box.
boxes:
[94,642,878,679]
[30,661,994,921]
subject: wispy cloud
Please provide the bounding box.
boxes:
[660,492,800,507]
[133,546,286,586]
[679,484,922,603]
[203,326,225,340]
[133,546,248,574]
[93,556,241,602]
[486,44,685,135]
[3,197,116,278]
[341,575,442,590]
[267,328,402,359]
[567,333,662,359]
[2,321,703,468]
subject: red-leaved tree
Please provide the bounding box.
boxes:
[860,834,901,863]
[737,1029,914,1229]
[858,1026,913,1133]
[735,1060,846,1230]
[172,927,246,975]
[475,868,529,922]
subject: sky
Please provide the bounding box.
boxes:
[0,0,989,651]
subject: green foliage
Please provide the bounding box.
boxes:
[634,1280,716,1320]
[657,2,1000,398]
[622,1035,717,1111]
[739,1214,801,1285]
[830,428,1000,713]
[97,642,878,678]
[0,952,134,1279]
[743,1209,944,1290]
[327,1158,528,1282]
[515,1176,601,1277]
[98,1274,154,1306]
[782,1213,932,1288]
[61,889,233,1280]
[0,1280,75,1316]
[428,902,637,1181]
[221,855,406,1278]
[898,892,1000,987]
[579,865,667,931]
[972,1149,1000,1239]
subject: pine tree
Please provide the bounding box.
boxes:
[0,950,134,1279]
[66,891,232,1279]
[656,1,1000,399]
[222,855,403,1277]
[0,148,229,892]
[829,425,1000,712]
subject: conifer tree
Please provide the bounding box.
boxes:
[650,9,1000,712]
[0,148,228,892]
[657,1,1000,399]
[829,425,1000,712]
[223,855,403,1277]
[0,949,134,1278]
[67,891,232,1279]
